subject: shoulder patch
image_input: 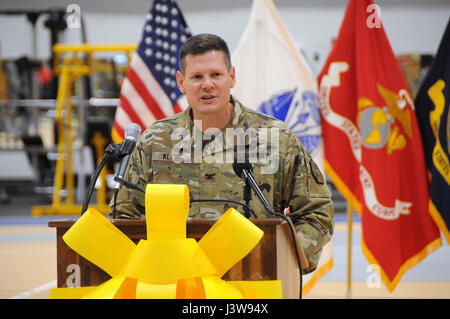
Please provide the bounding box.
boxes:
[309,159,324,184]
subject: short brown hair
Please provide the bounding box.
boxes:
[179,33,231,74]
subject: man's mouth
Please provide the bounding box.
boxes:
[201,94,216,101]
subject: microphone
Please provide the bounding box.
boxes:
[82,123,141,216]
[113,123,142,190]
[232,162,276,216]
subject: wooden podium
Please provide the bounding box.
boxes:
[48,218,301,299]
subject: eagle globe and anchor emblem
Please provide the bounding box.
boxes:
[257,87,322,156]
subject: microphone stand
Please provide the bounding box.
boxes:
[81,143,119,215]
[242,181,252,218]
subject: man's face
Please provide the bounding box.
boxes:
[176,50,236,120]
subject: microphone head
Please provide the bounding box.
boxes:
[232,161,253,178]
[120,123,142,155]
[124,123,142,142]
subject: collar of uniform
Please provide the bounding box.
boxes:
[227,95,245,128]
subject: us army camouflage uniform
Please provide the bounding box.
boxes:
[111,95,334,274]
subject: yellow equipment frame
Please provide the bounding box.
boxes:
[32,44,136,216]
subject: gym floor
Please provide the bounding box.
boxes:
[1,194,449,299]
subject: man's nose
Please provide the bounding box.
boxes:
[201,76,214,89]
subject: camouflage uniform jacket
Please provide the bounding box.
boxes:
[112,95,334,274]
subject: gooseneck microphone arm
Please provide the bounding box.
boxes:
[232,161,304,299]
[242,180,252,218]
[81,143,118,215]
[238,167,276,216]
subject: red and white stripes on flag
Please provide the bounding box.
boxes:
[113,54,182,138]
[112,0,191,143]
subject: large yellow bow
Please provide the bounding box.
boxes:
[50,184,282,299]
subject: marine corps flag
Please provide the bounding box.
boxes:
[231,0,332,295]
[317,0,442,291]
[415,18,450,244]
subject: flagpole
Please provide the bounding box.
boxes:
[346,203,352,298]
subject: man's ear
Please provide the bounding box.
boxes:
[176,71,186,94]
[229,66,236,89]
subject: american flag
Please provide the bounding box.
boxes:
[112,0,192,142]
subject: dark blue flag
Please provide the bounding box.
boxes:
[415,17,450,244]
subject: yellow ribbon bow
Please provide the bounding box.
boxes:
[50,184,282,299]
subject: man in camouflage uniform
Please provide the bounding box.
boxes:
[112,34,334,274]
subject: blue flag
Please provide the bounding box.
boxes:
[415,17,450,244]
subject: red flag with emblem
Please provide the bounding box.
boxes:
[317,0,442,291]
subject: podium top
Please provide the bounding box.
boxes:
[48,217,284,228]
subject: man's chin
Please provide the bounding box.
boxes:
[195,105,220,116]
